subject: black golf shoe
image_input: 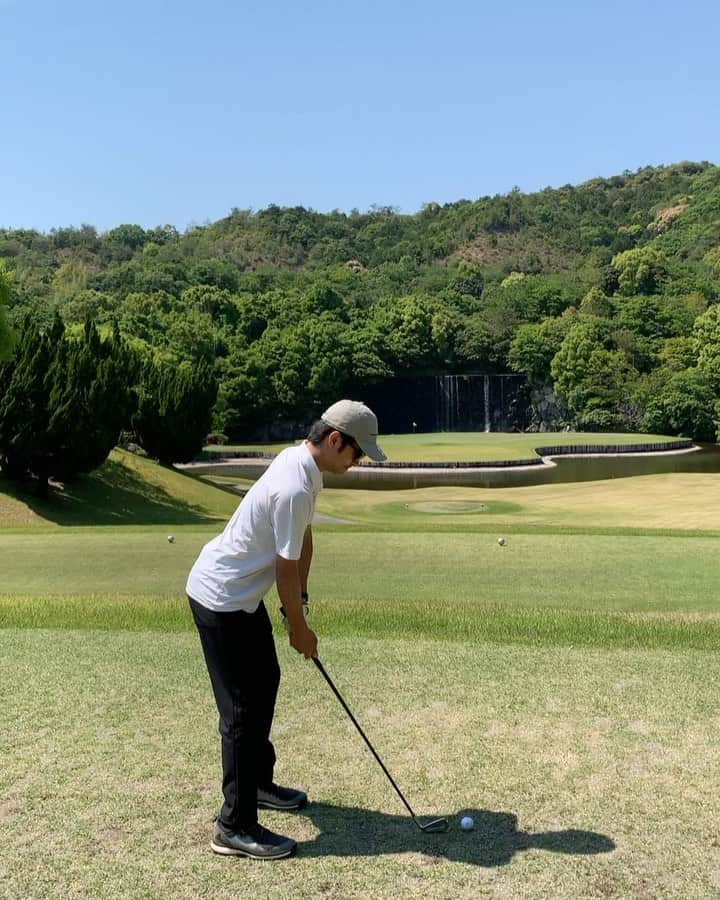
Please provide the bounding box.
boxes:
[211,821,296,860]
[257,782,308,811]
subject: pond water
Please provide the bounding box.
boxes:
[540,443,720,485]
[327,444,720,490]
[192,444,720,490]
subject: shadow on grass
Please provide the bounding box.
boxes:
[0,461,224,526]
[296,803,615,867]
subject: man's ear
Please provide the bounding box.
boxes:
[327,430,343,451]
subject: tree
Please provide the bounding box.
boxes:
[550,317,640,427]
[180,284,239,329]
[471,275,582,367]
[60,289,116,327]
[703,245,720,279]
[370,295,440,374]
[0,262,16,360]
[133,359,218,463]
[610,247,670,296]
[551,317,613,413]
[100,224,149,262]
[614,294,684,344]
[509,313,574,384]
[45,320,138,481]
[579,287,614,318]
[0,316,138,493]
[165,309,220,363]
[51,259,90,302]
[693,303,720,387]
[657,336,698,371]
[448,262,484,300]
[577,348,640,430]
[0,315,63,490]
[452,315,495,371]
[642,368,717,441]
[347,324,392,385]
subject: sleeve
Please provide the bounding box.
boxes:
[272,489,312,560]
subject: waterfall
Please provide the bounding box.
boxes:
[437,374,460,431]
[430,374,525,432]
[453,375,460,430]
[483,375,490,432]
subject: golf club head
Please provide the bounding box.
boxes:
[418,817,449,833]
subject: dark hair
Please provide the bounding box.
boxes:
[307,419,364,458]
[307,420,335,445]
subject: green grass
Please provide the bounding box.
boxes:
[206,431,680,462]
[1,630,718,899]
[314,472,720,532]
[3,450,720,653]
[2,593,719,652]
[2,438,720,896]
[2,529,720,650]
[0,448,238,528]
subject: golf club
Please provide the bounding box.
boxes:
[312,656,448,833]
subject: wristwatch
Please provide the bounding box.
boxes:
[281,592,309,627]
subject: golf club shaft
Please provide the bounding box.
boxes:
[312,656,418,821]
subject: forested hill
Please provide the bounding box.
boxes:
[4,161,720,277]
[1,161,720,440]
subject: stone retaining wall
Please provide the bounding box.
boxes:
[532,439,693,457]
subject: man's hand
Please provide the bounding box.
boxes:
[276,554,317,657]
[289,623,318,659]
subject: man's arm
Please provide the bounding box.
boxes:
[299,526,313,595]
[276,554,317,659]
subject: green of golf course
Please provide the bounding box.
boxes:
[206,431,683,462]
[1,436,719,899]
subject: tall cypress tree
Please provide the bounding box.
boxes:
[46,319,138,481]
[0,314,63,490]
[0,316,138,493]
[133,358,217,464]
[0,262,15,361]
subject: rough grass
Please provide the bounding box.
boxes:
[1,631,718,899]
[3,593,719,653]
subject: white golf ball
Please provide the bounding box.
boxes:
[167,535,175,543]
[497,536,505,546]
[460,816,474,831]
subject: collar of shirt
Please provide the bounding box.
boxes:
[298,441,323,495]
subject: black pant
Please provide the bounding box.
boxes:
[189,596,280,831]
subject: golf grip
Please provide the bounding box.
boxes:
[312,656,417,819]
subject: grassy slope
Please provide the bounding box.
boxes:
[0,448,238,529]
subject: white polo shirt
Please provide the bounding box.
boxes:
[186,442,323,613]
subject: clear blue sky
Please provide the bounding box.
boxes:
[2,0,718,233]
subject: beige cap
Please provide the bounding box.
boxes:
[321,399,387,462]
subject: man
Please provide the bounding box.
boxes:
[187,400,386,860]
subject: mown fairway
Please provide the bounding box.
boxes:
[1,445,719,898]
